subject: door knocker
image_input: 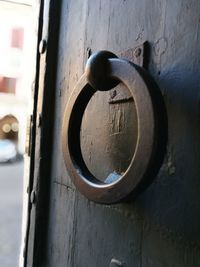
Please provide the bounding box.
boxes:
[62,51,166,204]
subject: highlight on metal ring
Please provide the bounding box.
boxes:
[62,51,157,204]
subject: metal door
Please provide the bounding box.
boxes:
[25,1,200,266]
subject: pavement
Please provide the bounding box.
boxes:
[0,160,23,267]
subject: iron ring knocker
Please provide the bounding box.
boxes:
[62,51,159,204]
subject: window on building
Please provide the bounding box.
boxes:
[0,76,16,93]
[11,27,24,50]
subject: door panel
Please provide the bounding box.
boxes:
[28,0,200,266]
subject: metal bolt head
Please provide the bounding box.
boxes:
[39,39,47,54]
[23,246,26,257]
[134,47,142,57]
[37,114,42,128]
[30,190,36,204]
[110,259,123,267]
[87,47,92,59]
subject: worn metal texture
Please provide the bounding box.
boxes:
[28,0,200,266]
[108,42,147,104]
[85,50,119,91]
[62,56,160,203]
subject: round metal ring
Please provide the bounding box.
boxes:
[62,58,155,204]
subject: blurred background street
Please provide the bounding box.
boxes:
[0,160,23,267]
[0,1,36,266]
